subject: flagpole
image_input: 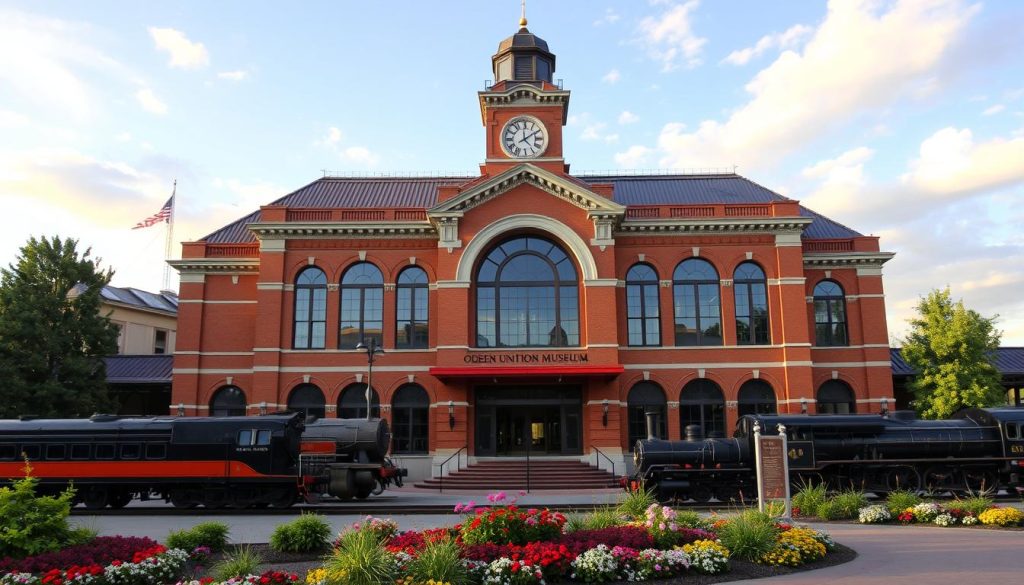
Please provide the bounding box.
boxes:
[162,179,176,293]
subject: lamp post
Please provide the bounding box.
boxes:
[355,337,384,420]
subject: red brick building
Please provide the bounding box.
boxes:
[170,22,894,479]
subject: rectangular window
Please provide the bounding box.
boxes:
[0,445,16,461]
[95,444,115,460]
[145,443,167,460]
[120,444,141,460]
[238,430,254,446]
[1007,423,1019,440]
[255,430,271,446]
[154,329,167,354]
[70,444,91,460]
[22,445,40,460]
[45,445,66,460]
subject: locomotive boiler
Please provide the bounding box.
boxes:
[630,407,1024,503]
[300,416,405,500]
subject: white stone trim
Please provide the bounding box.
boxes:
[774,233,803,246]
[430,401,471,408]
[624,362,813,370]
[766,277,806,286]
[177,299,258,304]
[856,267,885,276]
[846,293,885,300]
[179,273,206,283]
[435,280,471,288]
[811,361,892,368]
[810,344,890,350]
[172,368,254,375]
[454,214,600,281]
[583,278,619,287]
[256,282,285,290]
[619,343,812,350]
[174,351,254,356]
[261,239,286,252]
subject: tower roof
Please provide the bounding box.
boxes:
[491,23,556,85]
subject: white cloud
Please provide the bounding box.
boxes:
[581,123,606,141]
[982,104,1005,116]
[723,24,812,66]
[148,27,209,69]
[902,126,1024,196]
[652,0,979,170]
[614,145,653,168]
[341,146,379,166]
[618,111,640,125]
[802,146,875,179]
[0,109,30,128]
[114,131,132,142]
[316,126,379,167]
[593,8,621,26]
[135,87,168,115]
[636,0,707,71]
[602,69,621,84]
[217,70,248,81]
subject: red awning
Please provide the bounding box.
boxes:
[429,365,624,378]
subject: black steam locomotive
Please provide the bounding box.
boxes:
[630,407,1024,503]
[0,413,403,509]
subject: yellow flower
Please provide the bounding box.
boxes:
[978,507,1024,527]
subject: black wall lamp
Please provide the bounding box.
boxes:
[602,399,609,427]
[881,397,890,416]
[800,398,808,414]
[448,400,455,430]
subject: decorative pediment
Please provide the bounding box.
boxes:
[478,86,571,123]
[803,252,895,270]
[427,164,625,251]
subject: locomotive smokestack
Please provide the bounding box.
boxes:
[645,410,659,440]
[685,424,704,442]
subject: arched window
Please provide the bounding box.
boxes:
[340,263,384,349]
[337,383,381,419]
[734,262,769,345]
[287,384,325,419]
[672,259,722,346]
[294,267,327,349]
[396,267,429,349]
[625,264,661,347]
[210,385,247,417]
[680,379,726,437]
[817,380,856,414]
[391,384,429,453]
[475,236,579,348]
[737,380,777,416]
[627,382,667,449]
[813,280,848,346]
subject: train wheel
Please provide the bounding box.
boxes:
[713,486,741,504]
[169,490,198,509]
[269,490,297,509]
[82,488,109,510]
[885,466,921,493]
[371,479,385,496]
[962,469,997,495]
[923,466,954,494]
[690,486,713,503]
[108,492,133,509]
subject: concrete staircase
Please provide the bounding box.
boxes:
[414,459,621,490]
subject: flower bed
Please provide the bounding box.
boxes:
[859,502,1023,528]
[305,492,843,585]
[0,543,188,585]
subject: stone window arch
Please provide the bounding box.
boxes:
[817,380,856,414]
[288,383,326,419]
[210,385,246,417]
[337,383,381,419]
[737,380,777,416]
[680,379,726,437]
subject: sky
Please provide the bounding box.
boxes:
[1,0,1022,345]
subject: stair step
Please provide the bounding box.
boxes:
[413,459,620,490]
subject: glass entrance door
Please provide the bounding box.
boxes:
[474,385,582,456]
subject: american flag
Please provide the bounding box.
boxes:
[132,196,174,229]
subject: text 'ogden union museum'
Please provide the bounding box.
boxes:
[170,16,895,479]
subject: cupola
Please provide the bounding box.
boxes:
[491,12,556,85]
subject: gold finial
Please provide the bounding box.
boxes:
[519,0,528,27]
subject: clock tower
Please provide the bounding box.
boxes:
[479,15,570,176]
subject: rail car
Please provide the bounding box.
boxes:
[0,413,406,509]
[629,407,1024,503]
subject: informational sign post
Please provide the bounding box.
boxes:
[753,421,792,519]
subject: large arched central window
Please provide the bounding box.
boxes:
[672,259,722,346]
[475,236,579,348]
[340,262,384,348]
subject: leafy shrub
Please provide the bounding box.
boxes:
[563,513,587,533]
[323,525,397,585]
[955,494,994,517]
[823,490,868,520]
[616,486,657,521]
[0,470,77,558]
[885,490,922,515]
[791,483,827,518]
[582,507,624,530]
[407,537,470,585]
[270,513,331,553]
[673,510,713,531]
[680,540,730,574]
[166,522,230,553]
[210,545,264,581]
[0,536,159,573]
[716,510,779,562]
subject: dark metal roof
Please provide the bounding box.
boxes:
[99,285,178,314]
[104,355,172,384]
[890,347,1024,377]
[202,174,864,243]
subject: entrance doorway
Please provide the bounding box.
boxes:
[475,386,582,456]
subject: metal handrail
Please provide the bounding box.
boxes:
[435,445,467,493]
[591,445,616,478]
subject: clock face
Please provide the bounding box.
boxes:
[501,117,548,158]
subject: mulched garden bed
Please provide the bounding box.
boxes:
[190,542,857,584]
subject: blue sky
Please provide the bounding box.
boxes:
[1,0,1022,344]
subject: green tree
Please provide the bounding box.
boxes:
[902,287,1003,419]
[0,236,118,417]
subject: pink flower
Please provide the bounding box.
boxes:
[659,522,666,530]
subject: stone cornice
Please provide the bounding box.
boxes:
[616,216,811,236]
[427,163,625,220]
[168,258,261,274]
[802,251,895,268]
[478,86,571,123]
[248,221,437,240]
